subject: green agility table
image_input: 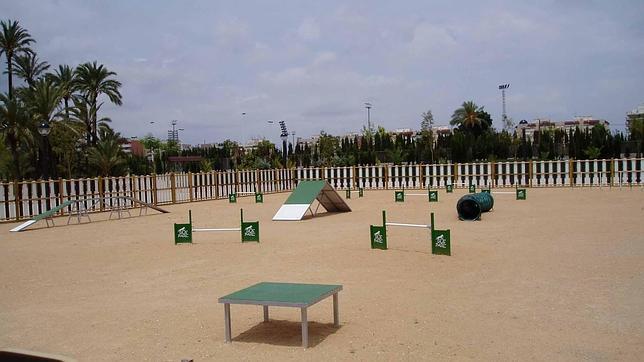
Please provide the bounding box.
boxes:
[218,282,343,348]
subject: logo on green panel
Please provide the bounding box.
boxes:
[229,193,237,203]
[370,225,387,250]
[516,189,526,200]
[431,229,450,256]
[359,188,364,197]
[469,185,476,193]
[446,185,453,193]
[346,190,351,199]
[174,223,192,244]
[395,191,404,202]
[429,190,438,202]
[255,193,263,203]
[241,221,259,242]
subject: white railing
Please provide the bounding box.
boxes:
[1,158,641,222]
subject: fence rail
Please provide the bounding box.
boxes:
[1,158,641,222]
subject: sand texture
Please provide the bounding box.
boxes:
[1,187,643,361]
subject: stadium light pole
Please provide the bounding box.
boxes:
[364,102,372,134]
[279,121,289,167]
[499,84,510,130]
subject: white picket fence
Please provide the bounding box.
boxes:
[0,158,641,222]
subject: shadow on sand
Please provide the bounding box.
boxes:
[233,319,341,348]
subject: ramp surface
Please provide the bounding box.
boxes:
[273,180,351,221]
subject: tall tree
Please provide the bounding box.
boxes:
[87,124,126,176]
[450,101,493,136]
[74,61,122,145]
[420,109,434,162]
[12,52,49,87]
[50,64,76,122]
[450,101,483,129]
[0,20,35,100]
[24,78,63,178]
[0,92,31,179]
[69,94,111,146]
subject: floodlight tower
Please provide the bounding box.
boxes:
[499,84,510,128]
[279,120,288,166]
[364,102,372,134]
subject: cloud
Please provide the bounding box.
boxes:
[407,22,458,56]
[296,18,320,41]
[4,0,641,143]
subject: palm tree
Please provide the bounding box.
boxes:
[12,52,49,87]
[74,61,122,145]
[450,101,484,130]
[0,92,31,179]
[70,94,112,145]
[23,78,62,179]
[25,78,63,123]
[50,64,75,122]
[0,20,34,100]
[87,124,126,176]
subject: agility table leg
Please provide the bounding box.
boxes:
[333,293,339,327]
[301,307,308,348]
[224,303,231,343]
[263,305,269,322]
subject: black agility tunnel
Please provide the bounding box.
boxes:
[456,192,494,220]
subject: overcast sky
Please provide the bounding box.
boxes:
[3,0,644,144]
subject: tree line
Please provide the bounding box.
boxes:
[0,19,124,181]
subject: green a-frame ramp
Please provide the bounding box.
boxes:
[272,180,351,221]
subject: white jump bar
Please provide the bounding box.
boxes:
[492,191,515,194]
[386,222,431,228]
[406,193,426,196]
[193,228,241,232]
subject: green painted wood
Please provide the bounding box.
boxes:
[33,199,77,221]
[220,282,341,305]
[284,180,326,204]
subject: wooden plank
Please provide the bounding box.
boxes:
[121,196,169,213]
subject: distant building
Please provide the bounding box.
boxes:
[515,116,609,140]
[626,103,644,135]
[121,139,146,156]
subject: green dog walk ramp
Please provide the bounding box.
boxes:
[272,180,351,221]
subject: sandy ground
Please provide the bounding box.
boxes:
[0,187,643,361]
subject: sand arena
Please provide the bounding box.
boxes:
[1,187,643,361]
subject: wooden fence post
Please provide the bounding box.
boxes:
[384,165,389,190]
[98,176,104,211]
[420,164,425,188]
[453,163,458,188]
[57,178,64,215]
[151,174,158,205]
[490,161,496,187]
[170,172,176,204]
[188,172,193,202]
[13,180,21,221]
[214,171,219,199]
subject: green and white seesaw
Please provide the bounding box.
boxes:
[369,210,451,255]
[228,191,264,203]
[393,186,440,203]
[174,209,259,244]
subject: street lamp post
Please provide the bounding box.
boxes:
[37,121,51,180]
